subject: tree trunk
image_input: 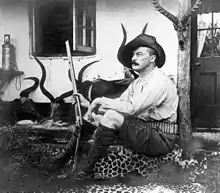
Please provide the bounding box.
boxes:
[177,0,193,158]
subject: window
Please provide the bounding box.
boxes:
[197,1,220,57]
[29,0,96,57]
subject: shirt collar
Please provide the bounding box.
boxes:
[139,67,159,82]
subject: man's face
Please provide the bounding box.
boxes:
[131,47,156,73]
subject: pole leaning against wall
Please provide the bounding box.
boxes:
[152,0,202,157]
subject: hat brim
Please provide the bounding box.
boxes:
[118,34,166,69]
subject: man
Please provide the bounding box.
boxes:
[75,33,179,179]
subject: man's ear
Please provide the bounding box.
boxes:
[150,54,156,63]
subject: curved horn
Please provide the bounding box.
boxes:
[181,0,202,25]
[142,23,148,34]
[55,91,73,102]
[68,68,78,87]
[68,69,72,82]
[117,23,127,65]
[152,0,179,26]
[56,60,99,102]
[119,23,127,48]
[33,56,55,102]
[77,60,99,83]
[19,77,39,98]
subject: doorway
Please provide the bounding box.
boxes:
[191,0,220,128]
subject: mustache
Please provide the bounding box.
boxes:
[131,61,139,65]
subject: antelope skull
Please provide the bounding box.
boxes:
[152,0,202,50]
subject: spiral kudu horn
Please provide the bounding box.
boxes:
[33,56,55,103]
[181,0,202,25]
[152,0,202,50]
[19,77,39,98]
[117,23,127,66]
[152,0,179,27]
[141,22,148,34]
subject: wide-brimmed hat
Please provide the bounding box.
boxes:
[118,34,166,69]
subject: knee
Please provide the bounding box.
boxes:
[100,109,125,128]
[95,127,116,145]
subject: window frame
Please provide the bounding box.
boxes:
[28,0,96,58]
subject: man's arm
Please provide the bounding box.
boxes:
[98,80,168,115]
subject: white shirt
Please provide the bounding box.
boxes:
[101,67,179,123]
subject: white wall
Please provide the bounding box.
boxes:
[0,0,178,102]
[96,0,178,79]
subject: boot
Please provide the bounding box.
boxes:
[76,124,116,179]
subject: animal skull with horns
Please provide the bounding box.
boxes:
[152,0,202,50]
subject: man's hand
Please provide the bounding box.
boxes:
[85,97,103,121]
[72,93,90,108]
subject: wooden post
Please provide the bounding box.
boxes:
[152,0,202,157]
[177,0,193,155]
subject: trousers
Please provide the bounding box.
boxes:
[118,117,177,156]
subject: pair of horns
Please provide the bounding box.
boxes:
[152,0,202,27]
[118,23,148,65]
[119,22,148,47]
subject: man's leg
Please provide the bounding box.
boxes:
[76,110,125,179]
[119,117,177,157]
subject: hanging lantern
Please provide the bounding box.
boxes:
[2,34,16,71]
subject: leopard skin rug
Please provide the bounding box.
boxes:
[0,123,219,193]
